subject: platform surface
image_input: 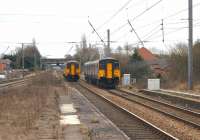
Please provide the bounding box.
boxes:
[59,85,129,140]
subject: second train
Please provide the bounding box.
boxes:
[63,60,80,82]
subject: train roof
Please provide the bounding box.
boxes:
[66,60,79,63]
[84,57,118,65]
[100,57,118,61]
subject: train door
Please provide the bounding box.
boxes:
[70,63,75,76]
[106,63,113,79]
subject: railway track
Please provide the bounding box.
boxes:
[109,89,200,129]
[0,78,23,84]
[140,89,200,111]
[74,81,177,140]
[0,77,32,89]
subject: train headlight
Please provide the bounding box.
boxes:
[114,69,120,78]
[66,69,70,74]
[76,69,80,73]
[98,69,105,78]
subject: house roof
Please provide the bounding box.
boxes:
[138,47,157,61]
[0,59,11,64]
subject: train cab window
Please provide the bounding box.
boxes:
[67,63,70,68]
[99,62,106,69]
[75,63,79,68]
[113,62,119,68]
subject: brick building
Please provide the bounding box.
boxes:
[138,47,168,77]
[0,59,11,73]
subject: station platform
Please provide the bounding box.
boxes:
[59,84,129,140]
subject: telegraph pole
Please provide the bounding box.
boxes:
[107,29,110,48]
[22,43,24,78]
[18,42,33,77]
[32,39,37,71]
[161,19,165,43]
[107,29,111,57]
[188,0,193,90]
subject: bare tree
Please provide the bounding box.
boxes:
[123,42,132,56]
[73,34,99,65]
[168,43,188,82]
[116,46,122,54]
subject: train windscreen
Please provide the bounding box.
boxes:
[67,62,79,68]
[99,61,106,69]
[99,59,119,69]
[113,61,119,68]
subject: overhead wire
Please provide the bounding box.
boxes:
[90,1,200,48]
[163,2,200,20]
[164,21,188,25]
[141,24,161,39]
[111,0,164,36]
[130,0,163,22]
[0,46,10,55]
[144,28,161,40]
[111,2,200,37]
[96,0,133,31]
[144,19,200,42]
[127,0,148,9]
[149,27,186,41]
[138,1,199,44]
[88,18,106,46]
[134,2,200,46]
[115,31,131,41]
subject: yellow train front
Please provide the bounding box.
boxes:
[84,57,120,88]
[63,61,80,82]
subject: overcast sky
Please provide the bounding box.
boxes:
[0,0,199,58]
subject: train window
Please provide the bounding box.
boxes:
[67,63,71,68]
[99,62,106,69]
[113,62,119,68]
[75,63,79,68]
